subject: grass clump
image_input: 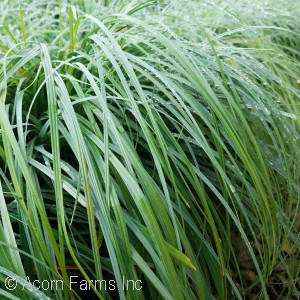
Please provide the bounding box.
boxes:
[0,0,299,299]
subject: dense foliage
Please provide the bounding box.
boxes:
[0,0,299,299]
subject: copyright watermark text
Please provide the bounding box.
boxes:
[4,276,142,292]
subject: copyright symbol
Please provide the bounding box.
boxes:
[5,277,17,290]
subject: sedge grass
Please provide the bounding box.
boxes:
[0,0,299,299]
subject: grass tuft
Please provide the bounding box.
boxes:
[0,0,299,299]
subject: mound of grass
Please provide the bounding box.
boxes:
[0,0,299,299]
